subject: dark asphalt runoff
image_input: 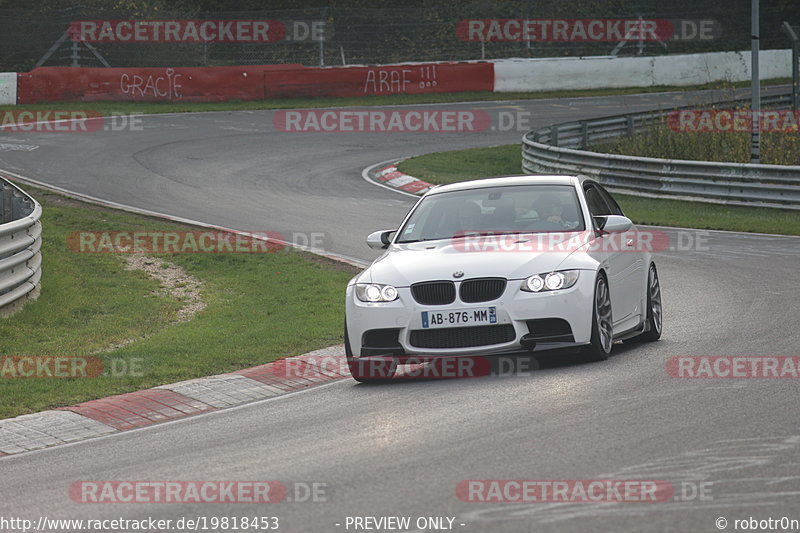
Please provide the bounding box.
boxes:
[1,85,799,533]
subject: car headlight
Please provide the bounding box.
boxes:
[521,270,580,293]
[355,283,399,302]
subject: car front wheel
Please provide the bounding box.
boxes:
[583,273,613,362]
[627,263,663,343]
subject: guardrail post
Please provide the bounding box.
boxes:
[626,115,635,137]
[580,121,589,149]
[2,183,12,224]
[12,195,24,219]
[550,125,559,147]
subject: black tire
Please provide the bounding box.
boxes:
[629,263,663,342]
[345,320,396,382]
[583,273,614,362]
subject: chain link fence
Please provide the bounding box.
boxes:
[0,2,798,71]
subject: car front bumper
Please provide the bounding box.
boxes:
[346,271,596,358]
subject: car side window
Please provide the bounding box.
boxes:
[596,184,624,216]
[584,185,613,217]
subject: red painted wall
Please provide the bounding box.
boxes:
[263,63,494,98]
[17,65,299,104]
[16,62,493,104]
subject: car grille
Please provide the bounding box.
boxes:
[411,281,456,305]
[410,324,516,349]
[459,278,507,303]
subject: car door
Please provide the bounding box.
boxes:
[583,183,643,330]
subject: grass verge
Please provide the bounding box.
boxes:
[397,145,800,236]
[2,78,790,116]
[0,187,358,419]
[595,118,800,166]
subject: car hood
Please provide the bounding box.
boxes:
[364,233,593,286]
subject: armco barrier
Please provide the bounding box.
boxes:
[17,62,493,103]
[0,178,42,317]
[521,93,800,209]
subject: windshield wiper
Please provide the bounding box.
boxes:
[451,231,524,239]
[401,231,534,243]
[396,237,444,244]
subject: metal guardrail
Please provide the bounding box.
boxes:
[0,178,42,317]
[522,93,800,209]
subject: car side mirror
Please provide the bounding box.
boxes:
[594,215,632,233]
[366,230,395,249]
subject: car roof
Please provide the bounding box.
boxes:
[425,175,587,195]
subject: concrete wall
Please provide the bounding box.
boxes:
[493,50,792,92]
[0,73,17,105]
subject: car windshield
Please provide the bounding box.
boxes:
[396,184,585,243]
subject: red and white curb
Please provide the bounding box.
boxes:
[0,345,348,456]
[371,161,434,195]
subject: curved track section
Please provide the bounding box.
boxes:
[1,86,799,532]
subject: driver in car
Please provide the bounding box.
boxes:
[529,198,579,229]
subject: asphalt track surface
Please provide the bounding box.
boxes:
[1,86,800,533]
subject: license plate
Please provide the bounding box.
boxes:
[421,307,497,329]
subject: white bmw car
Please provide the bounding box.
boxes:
[345,175,662,381]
